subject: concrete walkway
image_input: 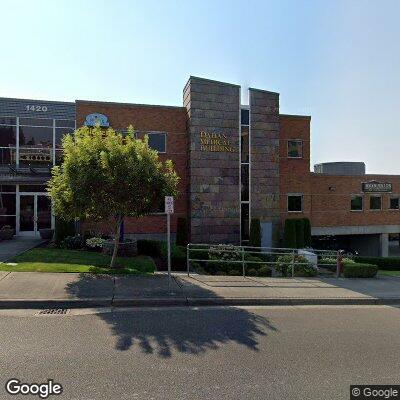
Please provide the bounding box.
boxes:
[0,271,399,308]
[0,237,44,262]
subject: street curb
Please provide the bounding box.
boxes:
[1,297,400,309]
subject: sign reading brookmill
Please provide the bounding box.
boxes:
[362,181,392,193]
[199,131,236,153]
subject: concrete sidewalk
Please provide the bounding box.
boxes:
[0,271,400,308]
[0,237,44,262]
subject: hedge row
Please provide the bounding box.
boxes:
[343,263,378,278]
[354,256,400,271]
[284,218,312,249]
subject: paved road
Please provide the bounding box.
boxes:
[0,305,399,400]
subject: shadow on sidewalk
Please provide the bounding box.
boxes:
[65,274,277,357]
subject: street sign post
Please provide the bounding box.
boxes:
[165,196,174,292]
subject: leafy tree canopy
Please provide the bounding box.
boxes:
[48,125,179,267]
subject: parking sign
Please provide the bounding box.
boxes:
[165,196,174,214]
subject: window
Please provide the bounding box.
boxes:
[351,195,363,211]
[389,197,399,210]
[288,194,303,212]
[287,140,303,158]
[370,195,382,210]
[241,164,249,201]
[241,125,249,163]
[147,133,166,153]
[241,203,249,241]
[241,109,249,125]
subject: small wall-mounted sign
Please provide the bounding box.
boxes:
[362,181,392,193]
[84,113,110,127]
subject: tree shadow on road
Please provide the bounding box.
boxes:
[65,274,277,358]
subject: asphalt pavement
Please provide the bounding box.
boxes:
[0,305,399,399]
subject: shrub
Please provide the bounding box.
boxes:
[247,268,258,276]
[228,269,241,276]
[249,218,261,248]
[62,235,85,250]
[137,240,163,257]
[303,218,312,247]
[54,218,75,246]
[295,219,305,248]
[176,217,188,246]
[284,219,297,248]
[276,254,314,277]
[354,256,400,271]
[258,266,272,277]
[343,263,378,278]
[85,237,105,250]
[161,243,187,270]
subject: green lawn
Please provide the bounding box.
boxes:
[0,248,155,274]
[379,270,400,276]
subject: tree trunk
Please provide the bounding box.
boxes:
[110,215,123,269]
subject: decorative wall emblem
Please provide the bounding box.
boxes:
[84,113,110,127]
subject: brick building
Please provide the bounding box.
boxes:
[0,76,399,256]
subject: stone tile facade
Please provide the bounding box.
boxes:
[184,77,240,244]
[249,89,280,244]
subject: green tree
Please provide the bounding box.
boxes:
[284,219,297,248]
[249,218,261,248]
[48,126,179,268]
[303,218,312,247]
[295,219,305,249]
[176,217,188,246]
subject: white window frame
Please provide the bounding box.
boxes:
[147,132,167,154]
[287,139,303,159]
[369,195,382,211]
[287,193,303,213]
[350,195,364,212]
[389,196,400,210]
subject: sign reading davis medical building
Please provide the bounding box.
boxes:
[362,181,392,193]
[199,131,236,153]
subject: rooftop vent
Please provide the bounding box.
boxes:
[314,162,365,176]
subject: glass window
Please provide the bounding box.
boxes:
[241,125,249,163]
[351,196,363,211]
[0,117,16,125]
[19,126,53,148]
[287,140,303,158]
[0,193,15,215]
[241,109,249,125]
[288,195,303,212]
[0,126,17,165]
[0,126,16,146]
[55,128,74,147]
[390,197,399,210]
[55,119,75,128]
[19,117,53,127]
[0,215,16,231]
[241,203,249,241]
[241,164,249,201]
[19,185,47,192]
[147,133,166,153]
[0,185,16,193]
[370,195,382,210]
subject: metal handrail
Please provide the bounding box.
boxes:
[186,243,342,278]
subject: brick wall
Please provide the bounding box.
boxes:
[76,101,188,236]
[279,114,400,230]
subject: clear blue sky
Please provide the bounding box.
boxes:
[1,0,399,173]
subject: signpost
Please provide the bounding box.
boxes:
[165,196,174,292]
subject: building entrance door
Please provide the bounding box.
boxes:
[19,193,52,236]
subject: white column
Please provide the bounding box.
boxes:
[380,233,389,257]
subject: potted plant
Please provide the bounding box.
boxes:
[39,228,54,240]
[0,225,14,240]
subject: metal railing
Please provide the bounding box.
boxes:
[186,243,344,278]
